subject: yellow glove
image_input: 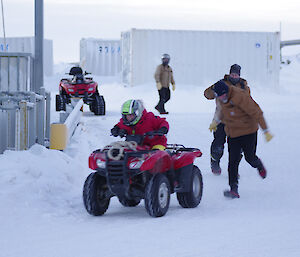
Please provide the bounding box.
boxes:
[209,120,218,132]
[156,82,162,90]
[172,84,176,91]
[264,131,273,142]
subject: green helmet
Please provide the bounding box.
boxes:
[121,99,144,126]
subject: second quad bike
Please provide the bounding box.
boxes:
[83,133,203,217]
[56,66,105,115]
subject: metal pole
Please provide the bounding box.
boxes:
[19,101,28,150]
[36,87,45,144]
[34,0,45,145]
[1,0,6,52]
[280,21,282,63]
[34,0,43,93]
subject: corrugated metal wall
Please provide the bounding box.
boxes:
[122,29,280,88]
[0,56,30,91]
[80,38,121,76]
[0,37,53,76]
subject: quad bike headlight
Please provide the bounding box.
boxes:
[88,87,94,91]
[68,88,74,92]
[96,159,106,169]
[128,159,144,169]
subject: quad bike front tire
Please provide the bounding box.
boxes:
[144,174,170,217]
[119,198,141,207]
[55,94,66,111]
[89,103,94,113]
[176,165,203,208]
[83,172,110,216]
[92,95,105,116]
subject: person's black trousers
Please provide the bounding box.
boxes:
[227,132,263,189]
[156,87,170,112]
[210,123,226,162]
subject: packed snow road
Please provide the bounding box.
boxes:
[1,60,300,257]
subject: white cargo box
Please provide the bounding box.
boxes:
[0,37,53,76]
[121,29,280,88]
[80,38,121,76]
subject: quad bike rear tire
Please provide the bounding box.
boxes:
[92,95,105,116]
[100,95,106,115]
[176,165,203,208]
[55,94,66,111]
[119,198,141,207]
[144,174,170,217]
[83,172,110,216]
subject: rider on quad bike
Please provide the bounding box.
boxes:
[83,99,203,217]
[56,66,105,115]
[110,99,169,150]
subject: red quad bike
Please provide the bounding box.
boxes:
[56,66,105,115]
[83,133,203,217]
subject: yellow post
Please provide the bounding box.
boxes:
[50,123,68,150]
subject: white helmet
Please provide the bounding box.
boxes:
[121,99,144,126]
[161,53,170,65]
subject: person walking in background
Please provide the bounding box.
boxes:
[204,64,250,175]
[154,54,176,114]
[212,80,273,199]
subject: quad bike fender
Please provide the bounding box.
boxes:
[89,150,106,170]
[140,150,172,173]
[175,164,194,193]
[172,151,201,170]
[59,81,70,92]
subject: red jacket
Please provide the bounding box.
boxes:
[115,110,169,148]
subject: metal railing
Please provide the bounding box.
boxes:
[0,52,50,154]
[0,90,50,153]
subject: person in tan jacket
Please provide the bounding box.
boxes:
[212,80,273,199]
[154,54,176,114]
[204,64,250,175]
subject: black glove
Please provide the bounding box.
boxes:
[111,126,127,138]
[145,127,168,137]
[145,131,155,136]
[118,129,127,138]
[156,127,168,135]
[111,126,120,137]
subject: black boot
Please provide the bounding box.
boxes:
[211,158,221,175]
[155,105,161,112]
[257,159,267,179]
[224,185,240,199]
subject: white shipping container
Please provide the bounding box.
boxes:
[0,37,53,76]
[121,29,280,88]
[80,38,121,76]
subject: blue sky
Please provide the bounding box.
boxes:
[2,0,300,62]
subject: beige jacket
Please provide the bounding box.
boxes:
[154,64,175,88]
[204,76,250,123]
[219,86,267,138]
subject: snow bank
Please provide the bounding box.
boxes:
[0,144,87,216]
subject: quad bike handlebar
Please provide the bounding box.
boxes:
[126,132,165,145]
[110,131,165,144]
[65,71,92,75]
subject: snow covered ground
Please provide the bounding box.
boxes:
[1,56,300,257]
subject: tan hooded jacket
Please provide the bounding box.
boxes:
[154,64,175,88]
[204,76,250,123]
[219,86,267,138]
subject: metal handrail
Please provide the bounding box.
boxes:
[280,40,300,48]
[0,52,32,57]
